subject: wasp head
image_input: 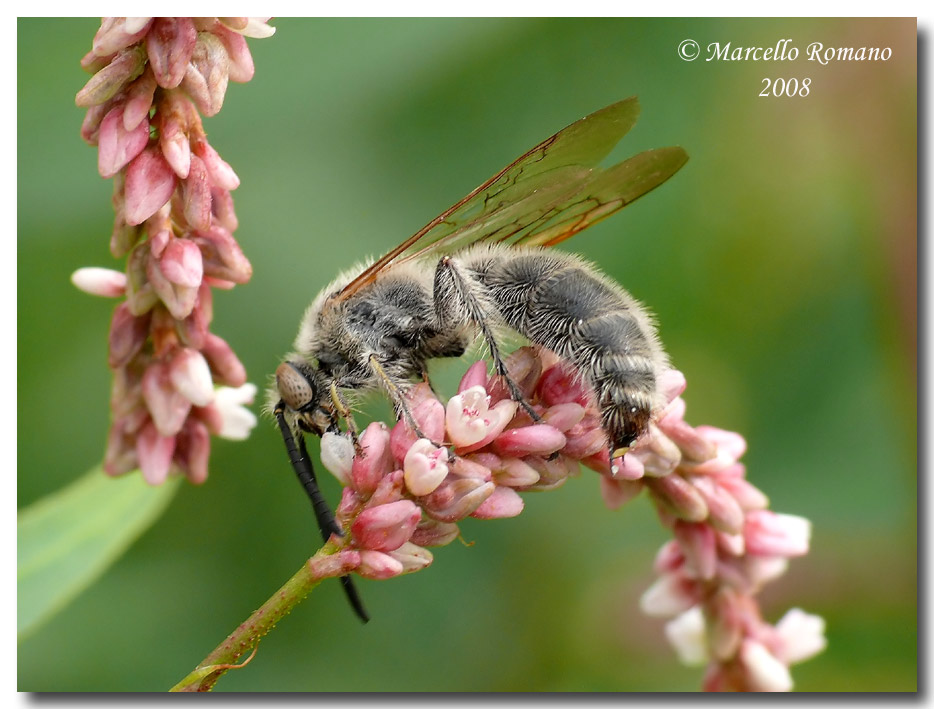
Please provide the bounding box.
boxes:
[275,360,336,436]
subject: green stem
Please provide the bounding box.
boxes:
[169,541,359,692]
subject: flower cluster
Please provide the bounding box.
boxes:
[315,347,825,690]
[72,18,274,484]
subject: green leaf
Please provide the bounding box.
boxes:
[17,467,180,640]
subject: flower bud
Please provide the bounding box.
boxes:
[457,360,489,393]
[122,67,157,131]
[351,500,421,552]
[142,360,192,437]
[108,303,149,368]
[190,225,253,283]
[673,521,717,580]
[75,45,146,107]
[492,457,540,487]
[351,422,394,496]
[598,475,643,509]
[744,511,811,557]
[320,432,354,486]
[175,418,211,484]
[387,542,433,574]
[772,608,827,665]
[645,474,709,522]
[410,518,460,547]
[125,147,177,225]
[169,347,214,406]
[422,478,494,522]
[97,105,149,178]
[356,550,404,580]
[73,267,127,298]
[181,32,230,117]
[470,485,524,519]
[181,154,213,231]
[201,333,247,388]
[136,420,176,485]
[146,17,197,89]
[491,424,566,458]
[740,640,793,692]
[640,572,700,618]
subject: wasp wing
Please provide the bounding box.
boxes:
[337,97,686,299]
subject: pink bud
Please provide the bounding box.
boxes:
[645,474,709,522]
[159,236,204,288]
[146,17,197,89]
[97,106,150,178]
[122,68,157,131]
[367,470,406,508]
[80,100,113,145]
[104,421,138,475]
[308,550,362,579]
[486,347,542,404]
[492,457,540,487]
[158,96,192,179]
[446,456,492,482]
[457,360,489,393]
[656,368,687,406]
[540,402,586,432]
[536,362,590,407]
[351,423,394,496]
[598,475,643,509]
[147,252,199,320]
[689,475,746,535]
[422,478,495,522]
[744,510,811,557]
[181,154,213,231]
[190,225,253,283]
[635,426,682,477]
[175,418,211,484]
[716,472,770,511]
[136,420,176,485]
[403,439,449,496]
[410,518,461,547]
[523,455,574,490]
[142,361,192,437]
[740,640,793,692]
[72,267,127,298]
[92,17,152,57]
[356,550,405,580]
[201,333,247,387]
[181,32,230,117]
[108,303,150,368]
[612,453,645,480]
[561,424,606,459]
[75,45,147,107]
[470,485,524,519]
[169,347,214,406]
[387,542,433,573]
[657,415,717,463]
[673,521,717,580]
[125,147,177,225]
[653,540,686,574]
[706,587,744,661]
[351,500,421,552]
[210,187,239,232]
[192,139,240,191]
[640,571,701,618]
[209,22,256,83]
[491,424,566,458]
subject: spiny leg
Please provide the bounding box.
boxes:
[434,256,541,422]
[274,401,369,623]
[368,355,430,440]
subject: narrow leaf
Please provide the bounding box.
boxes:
[18,466,180,639]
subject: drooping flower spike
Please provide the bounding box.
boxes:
[73,17,274,484]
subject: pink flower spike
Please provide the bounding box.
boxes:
[169,347,214,407]
[446,386,517,450]
[142,360,193,437]
[356,550,405,580]
[470,485,524,519]
[744,511,811,557]
[403,439,449,496]
[492,424,566,458]
[351,500,421,552]
[351,423,394,496]
[457,360,489,393]
[125,147,177,225]
[136,421,176,485]
[72,267,127,298]
[146,17,197,89]
[97,106,149,178]
[740,640,793,692]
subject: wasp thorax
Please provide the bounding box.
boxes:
[276,361,317,412]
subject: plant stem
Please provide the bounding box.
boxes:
[169,541,360,692]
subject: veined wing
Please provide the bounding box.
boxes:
[337,98,686,299]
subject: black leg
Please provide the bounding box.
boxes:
[274,402,369,623]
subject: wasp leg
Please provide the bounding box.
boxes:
[274,401,369,623]
[433,256,541,422]
[368,355,431,441]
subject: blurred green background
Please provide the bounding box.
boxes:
[18,18,916,691]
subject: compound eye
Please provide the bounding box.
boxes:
[276,362,316,411]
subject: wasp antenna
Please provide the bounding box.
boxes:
[274,401,369,623]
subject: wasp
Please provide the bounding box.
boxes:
[271,98,688,622]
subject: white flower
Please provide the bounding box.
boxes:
[320,432,354,485]
[741,640,793,692]
[773,608,827,665]
[665,606,709,666]
[214,383,258,440]
[445,385,516,448]
[403,438,449,496]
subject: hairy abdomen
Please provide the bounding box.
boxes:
[467,248,667,452]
